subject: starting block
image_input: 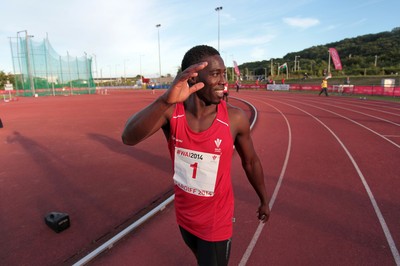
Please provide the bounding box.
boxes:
[45,212,70,233]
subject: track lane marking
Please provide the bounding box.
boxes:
[239,99,292,266]
[267,98,400,265]
[284,98,400,149]
[304,100,400,126]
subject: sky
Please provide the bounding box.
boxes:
[1,0,399,78]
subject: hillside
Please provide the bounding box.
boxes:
[240,27,400,78]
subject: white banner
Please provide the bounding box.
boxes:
[4,84,13,91]
[267,84,290,91]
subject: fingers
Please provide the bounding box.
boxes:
[259,213,268,223]
[171,61,207,93]
[189,82,205,93]
[179,62,208,80]
[187,61,208,72]
[257,207,270,223]
[164,62,208,104]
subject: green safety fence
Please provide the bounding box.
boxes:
[9,33,95,96]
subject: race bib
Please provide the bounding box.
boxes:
[173,147,220,197]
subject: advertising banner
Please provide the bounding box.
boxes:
[329,48,343,70]
[267,84,290,91]
[4,84,13,91]
[233,60,240,76]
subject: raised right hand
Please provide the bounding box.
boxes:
[161,62,208,104]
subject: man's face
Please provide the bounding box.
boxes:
[195,55,227,105]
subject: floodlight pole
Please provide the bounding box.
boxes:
[270,58,274,77]
[222,51,228,81]
[26,33,35,96]
[92,53,98,86]
[139,54,144,78]
[215,6,223,52]
[294,56,300,71]
[108,65,112,86]
[124,58,129,83]
[16,32,25,91]
[45,33,55,96]
[18,30,35,96]
[156,24,162,79]
[84,52,91,93]
[67,51,73,94]
[8,36,19,94]
[297,56,300,71]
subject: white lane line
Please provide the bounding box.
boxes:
[286,99,400,149]
[384,135,400,138]
[278,100,400,265]
[239,100,292,266]
[72,195,175,266]
[302,100,400,126]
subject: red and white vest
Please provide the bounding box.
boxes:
[168,101,234,241]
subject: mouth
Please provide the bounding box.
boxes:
[214,88,224,97]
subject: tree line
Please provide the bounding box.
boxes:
[238,27,400,80]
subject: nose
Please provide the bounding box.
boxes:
[219,73,227,84]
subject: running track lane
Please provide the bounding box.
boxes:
[1,91,398,265]
[0,92,175,265]
[88,91,400,265]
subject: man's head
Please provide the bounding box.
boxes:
[181,45,220,71]
[181,45,226,105]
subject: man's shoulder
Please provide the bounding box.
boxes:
[226,104,248,124]
[226,103,243,113]
[225,103,250,138]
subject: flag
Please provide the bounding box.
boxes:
[233,60,240,76]
[329,48,342,70]
[141,77,150,83]
[279,63,287,70]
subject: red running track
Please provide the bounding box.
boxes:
[0,90,399,265]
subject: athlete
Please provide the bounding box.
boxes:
[122,45,270,266]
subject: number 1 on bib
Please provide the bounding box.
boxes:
[190,162,198,179]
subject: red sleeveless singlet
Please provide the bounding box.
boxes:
[168,100,234,241]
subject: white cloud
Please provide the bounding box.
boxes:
[250,47,266,59]
[221,34,275,49]
[283,17,320,29]
[349,18,367,27]
[320,25,338,32]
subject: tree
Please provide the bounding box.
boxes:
[0,71,11,89]
[237,27,400,78]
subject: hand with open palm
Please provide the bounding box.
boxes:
[161,62,208,104]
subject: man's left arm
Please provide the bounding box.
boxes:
[232,109,270,223]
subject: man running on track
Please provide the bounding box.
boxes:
[122,45,270,266]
